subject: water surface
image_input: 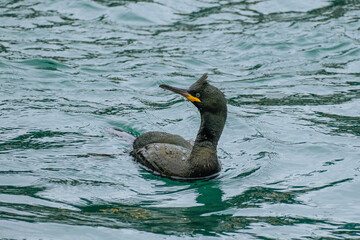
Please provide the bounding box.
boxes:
[1,0,360,239]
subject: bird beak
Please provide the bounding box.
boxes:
[159,84,201,103]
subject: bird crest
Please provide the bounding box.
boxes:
[197,73,208,84]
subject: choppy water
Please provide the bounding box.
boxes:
[1,0,360,239]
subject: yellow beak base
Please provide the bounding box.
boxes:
[184,94,201,103]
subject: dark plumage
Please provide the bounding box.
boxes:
[131,73,227,179]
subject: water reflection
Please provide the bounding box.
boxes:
[1,177,355,236]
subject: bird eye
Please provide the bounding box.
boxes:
[195,93,201,98]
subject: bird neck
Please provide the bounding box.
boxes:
[187,111,226,177]
[194,111,226,149]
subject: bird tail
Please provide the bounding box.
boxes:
[106,127,136,143]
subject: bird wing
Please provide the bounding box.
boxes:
[132,143,191,178]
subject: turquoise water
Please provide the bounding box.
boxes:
[1,0,360,239]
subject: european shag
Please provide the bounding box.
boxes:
[131,73,227,179]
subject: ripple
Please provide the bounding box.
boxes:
[228,90,359,106]
[309,111,360,136]
[19,59,71,71]
[0,130,85,152]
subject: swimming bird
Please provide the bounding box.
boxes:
[131,73,227,179]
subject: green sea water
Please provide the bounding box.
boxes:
[1,0,360,239]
